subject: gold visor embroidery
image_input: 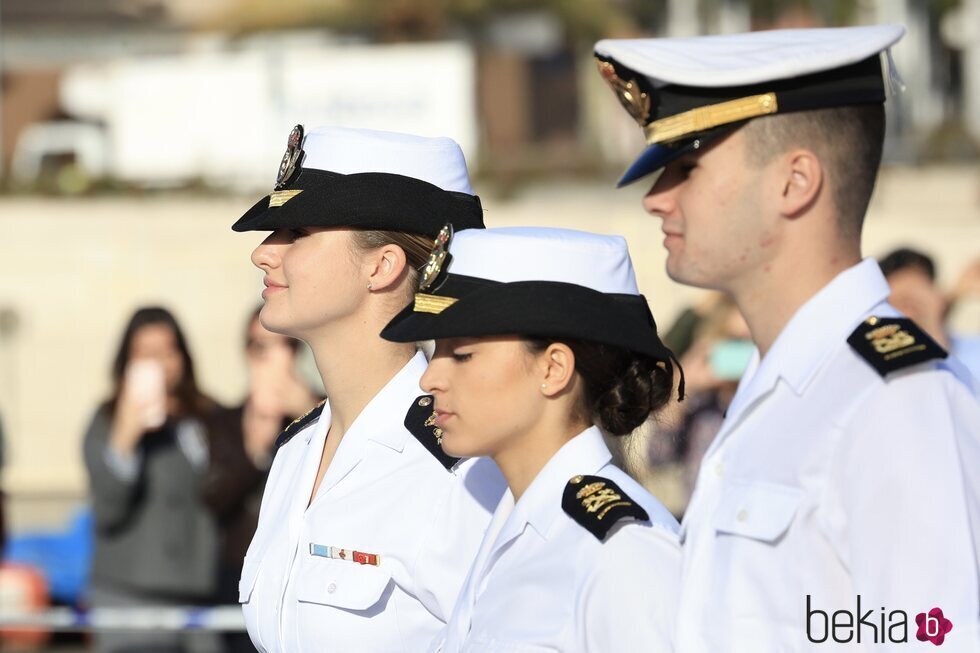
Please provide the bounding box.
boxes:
[644,93,778,145]
[413,293,458,314]
[268,189,304,207]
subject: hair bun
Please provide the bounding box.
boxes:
[595,358,671,435]
[524,338,678,436]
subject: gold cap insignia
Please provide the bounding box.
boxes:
[275,124,305,191]
[596,59,651,127]
[419,223,454,292]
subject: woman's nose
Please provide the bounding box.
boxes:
[251,233,283,270]
[420,359,446,395]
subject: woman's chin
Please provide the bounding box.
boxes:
[259,312,301,339]
[440,435,485,460]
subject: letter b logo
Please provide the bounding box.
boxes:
[916,607,953,646]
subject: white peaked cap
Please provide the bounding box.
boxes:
[302,126,474,194]
[595,24,906,88]
[447,227,640,295]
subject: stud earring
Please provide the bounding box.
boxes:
[367,282,373,290]
[540,383,547,390]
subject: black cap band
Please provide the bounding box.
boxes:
[232,168,485,236]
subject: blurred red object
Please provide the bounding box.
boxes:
[0,562,52,649]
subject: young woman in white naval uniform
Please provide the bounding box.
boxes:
[381,226,684,652]
[231,125,506,653]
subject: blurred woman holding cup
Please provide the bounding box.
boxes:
[82,306,221,653]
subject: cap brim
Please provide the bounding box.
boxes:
[617,126,734,187]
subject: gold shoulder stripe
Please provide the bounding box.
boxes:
[644,93,778,145]
[269,189,304,207]
[414,293,458,315]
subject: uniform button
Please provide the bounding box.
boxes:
[737,509,749,522]
[327,582,337,594]
[714,463,724,477]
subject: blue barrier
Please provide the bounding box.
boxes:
[3,509,93,604]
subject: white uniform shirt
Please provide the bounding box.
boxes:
[433,426,681,653]
[676,259,980,653]
[240,352,506,652]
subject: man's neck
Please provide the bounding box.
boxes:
[731,248,861,359]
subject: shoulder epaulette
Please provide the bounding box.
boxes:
[404,395,459,471]
[847,316,947,377]
[275,400,326,449]
[562,474,649,541]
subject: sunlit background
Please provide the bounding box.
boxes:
[0,0,978,649]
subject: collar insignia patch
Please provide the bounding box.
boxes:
[275,400,326,450]
[404,394,459,471]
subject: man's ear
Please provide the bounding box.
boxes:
[365,244,409,291]
[539,343,575,396]
[778,148,824,218]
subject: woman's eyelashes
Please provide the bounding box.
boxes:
[451,350,473,362]
[288,228,310,240]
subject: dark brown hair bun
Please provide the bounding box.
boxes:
[525,338,675,436]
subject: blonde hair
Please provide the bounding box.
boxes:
[349,229,434,298]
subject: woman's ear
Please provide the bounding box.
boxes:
[540,343,575,396]
[365,244,409,291]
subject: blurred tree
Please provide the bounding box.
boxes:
[739,0,962,28]
[188,0,667,42]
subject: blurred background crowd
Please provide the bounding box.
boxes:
[0,0,978,650]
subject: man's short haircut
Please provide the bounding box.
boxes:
[879,247,937,281]
[742,104,886,241]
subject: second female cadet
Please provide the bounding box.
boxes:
[382,226,684,652]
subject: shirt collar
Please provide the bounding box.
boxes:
[302,350,427,453]
[728,258,890,416]
[511,426,613,540]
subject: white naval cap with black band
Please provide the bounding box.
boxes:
[381,226,683,396]
[232,125,484,236]
[594,24,906,186]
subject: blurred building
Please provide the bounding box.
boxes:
[0,0,977,191]
[0,0,977,539]
[0,0,183,180]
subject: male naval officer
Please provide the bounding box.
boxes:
[595,25,980,652]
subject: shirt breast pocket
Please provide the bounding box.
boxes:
[295,555,394,614]
[713,480,802,543]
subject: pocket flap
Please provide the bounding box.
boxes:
[295,555,393,611]
[714,481,802,542]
